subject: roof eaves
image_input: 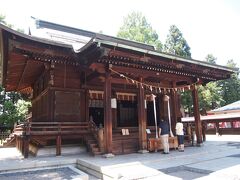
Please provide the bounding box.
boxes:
[95,39,238,73]
[0,24,73,49]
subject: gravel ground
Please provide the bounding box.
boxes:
[0,167,79,180]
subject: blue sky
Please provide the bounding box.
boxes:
[0,0,239,67]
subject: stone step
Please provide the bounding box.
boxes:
[92,151,102,156]
[76,160,180,179]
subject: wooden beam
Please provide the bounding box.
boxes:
[111,66,193,83]
[138,77,147,150]
[192,85,203,145]
[16,59,28,90]
[103,66,112,153]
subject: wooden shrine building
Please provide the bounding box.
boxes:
[0,20,237,157]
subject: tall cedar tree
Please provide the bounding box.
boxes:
[164,25,192,114]
[117,12,162,50]
[164,25,191,58]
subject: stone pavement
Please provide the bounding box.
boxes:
[0,135,239,179]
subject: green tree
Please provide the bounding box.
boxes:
[218,59,240,106]
[198,83,223,114]
[0,14,24,33]
[163,25,191,58]
[0,14,6,24]
[180,91,193,116]
[197,54,223,113]
[117,12,162,50]
[163,25,192,115]
[0,86,31,127]
[205,54,217,64]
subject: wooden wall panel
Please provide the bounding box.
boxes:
[54,64,81,89]
[54,91,81,122]
[32,91,49,122]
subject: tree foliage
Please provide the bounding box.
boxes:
[180,91,193,116]
[0,13,24,33]
[0,14,6,24]
[196,54,223,114]
[205,54,217,64]
[0,86,31,127]
[164,25,191,58]
[162,25,193,115]
[218,59,240,106]
[117,12,162,50]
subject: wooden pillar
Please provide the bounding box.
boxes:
[56,135,61,156]
[48,62,55,122]
[159,94,165,119]
[112,92,117,129]
[138,77,147,151]
[49,89,55,122]
[104,67,112,154]
[23,136,29,158]
[202,122,206,141]
[86,90,90,122]
[215,122,220,134]
[170,86,178,135]
[192,85,203,145]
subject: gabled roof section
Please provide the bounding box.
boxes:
[35,18,155,51]
[211,100,240,112]
[35,18,238,74]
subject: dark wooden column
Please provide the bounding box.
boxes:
[158,94,164,119]
[23,136,29,158]
[104,67,112,154]
[138,77,147,150]
[85,90,90,122]
[112,92,117,129]
[170,83,178,135]
[56,135,61,156]
[192,85,203,145]
[48,62,55,122]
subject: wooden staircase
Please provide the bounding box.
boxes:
[2,134,16,147]
[2,124,24,147]
[2,121,104,157]
[84,134,103,156]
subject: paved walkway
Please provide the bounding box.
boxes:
[0,135,239,179]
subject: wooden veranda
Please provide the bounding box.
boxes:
[0,20,237,157]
